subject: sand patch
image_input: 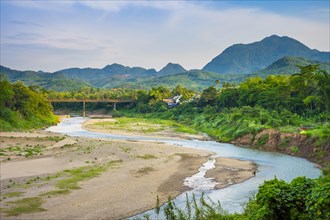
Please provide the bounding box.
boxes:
[205,157,257,189]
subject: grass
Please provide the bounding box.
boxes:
[44,136,65,142]
[120,146,131,153]
[137,154,157,160]
[91,117,198,135]
[1,191,24,199]
[78,145,95,154]
[3,144,44,157]
[3,197,45,216]
[290,146,300,154]
[279,126,300,133]
[256,134,269,147]
[56,160,122,190]
[40,190,70,197]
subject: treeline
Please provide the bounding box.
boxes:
[48,87,135,100]
[137,65,329,139]
[0,80,58,131]
[215,65,329,117]
[48,84,195,101]
[49,85,195,114]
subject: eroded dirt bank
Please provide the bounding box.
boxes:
[232,129,329,167]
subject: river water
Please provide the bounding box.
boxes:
[46,117,321,215]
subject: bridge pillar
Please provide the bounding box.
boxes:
[83,101,86,118]
[113,103,117,111]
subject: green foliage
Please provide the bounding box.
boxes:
[305,176,330,219]
[256,134,269,147]
[242,176,330,220]
[0,80,58,131]
[150,193,231,220]
[290,146,300,154]
[56,160,122,190]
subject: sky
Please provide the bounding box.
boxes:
[1,0,329,72]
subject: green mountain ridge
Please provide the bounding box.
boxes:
[253,56,330,76]
[157,62,187,76]
[0,65,90,91]
[134,70,245,90]
[203,35,330,74]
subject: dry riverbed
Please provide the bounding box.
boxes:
[83,118,210,141]
[0,120,256,219]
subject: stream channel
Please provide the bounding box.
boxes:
[46,117,321,216]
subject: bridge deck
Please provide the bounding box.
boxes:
[48,99,135,103]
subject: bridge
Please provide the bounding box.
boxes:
[48,99,136,117]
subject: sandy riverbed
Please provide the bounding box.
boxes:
[0,122,256,219]
[83,118,210,141]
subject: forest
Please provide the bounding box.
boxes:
[0,80,58,131]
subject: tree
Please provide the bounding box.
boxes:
[199,86,218,106]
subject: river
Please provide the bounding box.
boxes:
[46,117,321,216]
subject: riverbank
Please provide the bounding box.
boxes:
[83,118,210,141]
[231,128,329,167]
[0,128,256,219]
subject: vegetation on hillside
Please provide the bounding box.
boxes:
[0,80,58,131]
[253,56,330,77]
[0,66,90,92]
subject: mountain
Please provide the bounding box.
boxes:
[53,63,184,87]
[0,65,90,91]
[136,70,244,90]
[203,35,330,74]
[253,56,330,76]
[157,62,187,76]
[56,64,157,81]
[102,63,157,76]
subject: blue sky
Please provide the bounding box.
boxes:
[1,0,329,72]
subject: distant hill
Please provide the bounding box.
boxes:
[136,70,245,90]
[157,62,187,76]
[203,35,330,74]
[0,66,90,91]
[253,56,330,76]
[56,63,157,81]
[50,63,186,88]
